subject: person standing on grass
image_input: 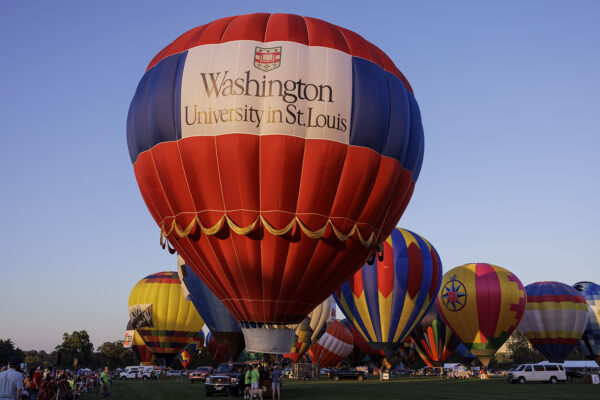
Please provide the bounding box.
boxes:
[244,367,252,400]
[250,364,260,390]
[99,367,110,398]
[0,358,24,400]
[270,365,282,400]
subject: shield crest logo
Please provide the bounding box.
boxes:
[254,46,281,72]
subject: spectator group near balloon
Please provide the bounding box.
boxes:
[124,13,600,370]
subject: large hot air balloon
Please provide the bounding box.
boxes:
[519,281,588,362]
[334,228,442,357]
[437,263,526,367]
[285,297,333,363]
[410,307,460,368]
[128,272,205,363]
[125,320,156,365]
[177,256,245,360]
[126,13,425,353]
[572,281,600,363]
[309,320,354,368]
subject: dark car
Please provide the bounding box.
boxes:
[205,363,245,396]
[189,366,214,383]
[330,368,367,381]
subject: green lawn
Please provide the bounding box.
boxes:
[83,377,599,400]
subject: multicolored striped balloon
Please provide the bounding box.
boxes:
[519,281,588,362]
[285,297,333,363]
[309,320,354,368]
[436,263,526,367]
[128,272,205,362]
[126,13,425,353]
[411,306,460,367]
[334,228,442,357]
[572,281,600,363]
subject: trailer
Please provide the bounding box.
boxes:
[291,363,320,381]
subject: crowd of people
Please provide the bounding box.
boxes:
[0,358,109,400]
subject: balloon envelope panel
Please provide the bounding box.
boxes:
[436,263,526,366]
[572,281,600,362]
[519,281,588,362]
[126,13,425,328]
[128,272,205,360]
[335,228,442,355]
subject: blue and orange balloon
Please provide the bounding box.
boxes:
[334,228,442,357]
[519,281,588,362]
[126,13,425,352]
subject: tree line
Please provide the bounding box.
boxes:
[1,331,138,369]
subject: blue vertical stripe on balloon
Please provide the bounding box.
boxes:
[349,57,390,155]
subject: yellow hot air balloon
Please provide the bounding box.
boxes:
[128,271,204,362]
[436,263,526,367]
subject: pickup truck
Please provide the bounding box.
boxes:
[330,368,368,381]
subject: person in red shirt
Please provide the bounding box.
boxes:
[31,367,42,400]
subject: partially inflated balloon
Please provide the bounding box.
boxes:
[285,297,333,363]
[519,282,588,362]
[128,272,205,362]
[437,264,526,366]
[205,331,228,364]
[335,228,442,357]
[309,320,354,367]
[125,320,155,365]
[572,281,600,363]
[411,306,460,367]
[127,13,425,353]
[340,319,385,363]
[178,256,245,360]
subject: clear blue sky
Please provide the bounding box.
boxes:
[1,1,598,352]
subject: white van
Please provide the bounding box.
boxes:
[507,363,566,384]
[119,365,154,380]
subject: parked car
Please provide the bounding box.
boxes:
[166,369,184,377]
[119,365,154,380]
[205,363,245,396]
[330,368,368,381]
[507,363,566,384]
[189,366,214,383]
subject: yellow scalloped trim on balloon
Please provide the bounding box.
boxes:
[159,214,376,248]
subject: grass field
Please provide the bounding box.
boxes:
[82,376,599,400]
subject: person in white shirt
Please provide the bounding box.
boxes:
[0,358,23,400]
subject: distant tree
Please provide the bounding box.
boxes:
[97,341,135,368]
[506,329,544,364]
[23,350,52,368]
[0,339,24,365]
[55,331,94,368]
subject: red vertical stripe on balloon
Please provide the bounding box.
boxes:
[475,263,501,343]
[377,240,395,298]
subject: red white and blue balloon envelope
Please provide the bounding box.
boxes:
[334,228,442,357]
[572,281,600,363]
[126,13,425,352]
[519,281,588,362]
